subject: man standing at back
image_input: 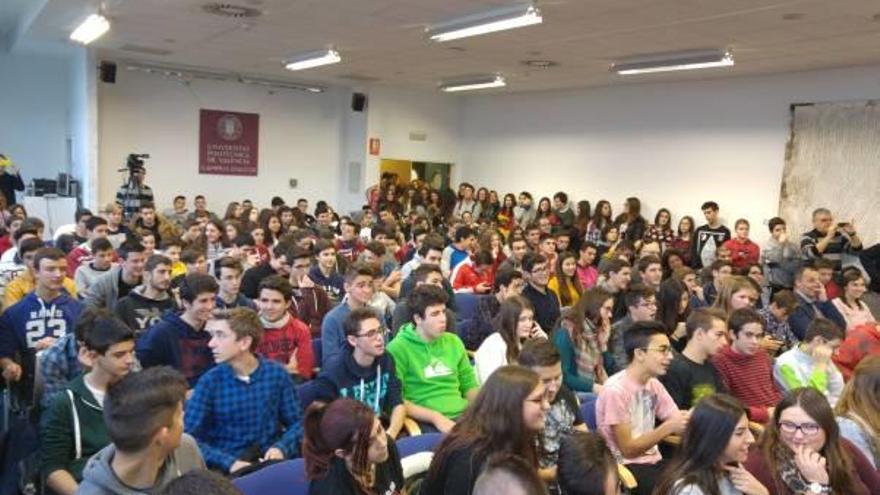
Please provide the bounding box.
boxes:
[691,201,731,269]
[800,207,863,272]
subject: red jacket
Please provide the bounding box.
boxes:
[452,263,494,294]
[722,238,760,270]
[257,314,315,379]
[833,323,880,381]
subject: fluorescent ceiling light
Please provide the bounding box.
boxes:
[125,61,325,93]
[612,49,734,75]
[440,75,506,92]
[427,4,541,42]
[70,14,110,45]
[283,48,341,71]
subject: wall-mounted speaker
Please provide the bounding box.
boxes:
[351,92,367,112]
[99,61,117,84]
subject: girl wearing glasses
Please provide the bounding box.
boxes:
[655,394,768,495]
[303,398,404,495]
[744,387,880,495]
[422,366,550,495]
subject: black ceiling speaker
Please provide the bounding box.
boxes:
[99,61,117,84]
[351,92,367,112]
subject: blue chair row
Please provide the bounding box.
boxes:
[233,433,444,495]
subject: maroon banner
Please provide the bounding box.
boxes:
[199,109,259,176]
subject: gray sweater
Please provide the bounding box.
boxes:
[77,433,205,495]
[83,266,139,313]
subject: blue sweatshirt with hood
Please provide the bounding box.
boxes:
[312,350,403,415]
[136,312,214,387]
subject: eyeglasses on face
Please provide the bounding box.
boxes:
[778,420,821,436]
[642,346,673,355]
[355,327,388,340]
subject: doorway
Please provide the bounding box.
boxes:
[378,159,452,190]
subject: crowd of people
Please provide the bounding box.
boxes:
[0,169,878,495]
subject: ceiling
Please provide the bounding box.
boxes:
[13,0,880,93]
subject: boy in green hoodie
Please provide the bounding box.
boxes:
[41,309,136,495]
[387,284,478,433]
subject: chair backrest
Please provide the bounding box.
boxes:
[453,293,484,346]
[311,337,322,367]
[295,380,323,411]
[396,432,444,458]
[580,393,598,431]
[234,458,309,495]
[453,293,481,322]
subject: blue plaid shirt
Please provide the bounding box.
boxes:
[38,333,80,407]
[184,357,303,471]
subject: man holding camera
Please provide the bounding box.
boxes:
[115,156,154,221]
[800,208,862,272]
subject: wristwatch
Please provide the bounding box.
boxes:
[806,481,830,494]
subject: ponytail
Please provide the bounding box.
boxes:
[301,399,376,482]
[302,402,333,480]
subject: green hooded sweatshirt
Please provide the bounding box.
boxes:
[40,373,111,482]
[386,322,478,420]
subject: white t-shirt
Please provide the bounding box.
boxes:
[84,377,106,405]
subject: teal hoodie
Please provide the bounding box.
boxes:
[386,322,478,419]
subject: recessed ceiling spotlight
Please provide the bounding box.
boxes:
[781,13,805,21]
[520,59,558,68]
[201,3,263,18]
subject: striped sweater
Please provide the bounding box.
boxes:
[711,346,781,423]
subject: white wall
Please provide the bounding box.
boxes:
[0,46,74,194]
[460,65,880,242]
[365,86,463,187]
[98,70,350,214]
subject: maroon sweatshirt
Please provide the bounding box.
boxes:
[711,345,781,423]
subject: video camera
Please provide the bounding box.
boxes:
[120,153,150,172]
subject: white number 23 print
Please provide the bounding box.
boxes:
[24,318,67,347]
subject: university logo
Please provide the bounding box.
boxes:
[217,114,243,141]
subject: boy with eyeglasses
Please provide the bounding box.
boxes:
[596,321,688,495]
[312,307,405,438]
[521,252,561,333]
[773,318,844,406]
[712,308,782,424]
[518,339,588,483]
